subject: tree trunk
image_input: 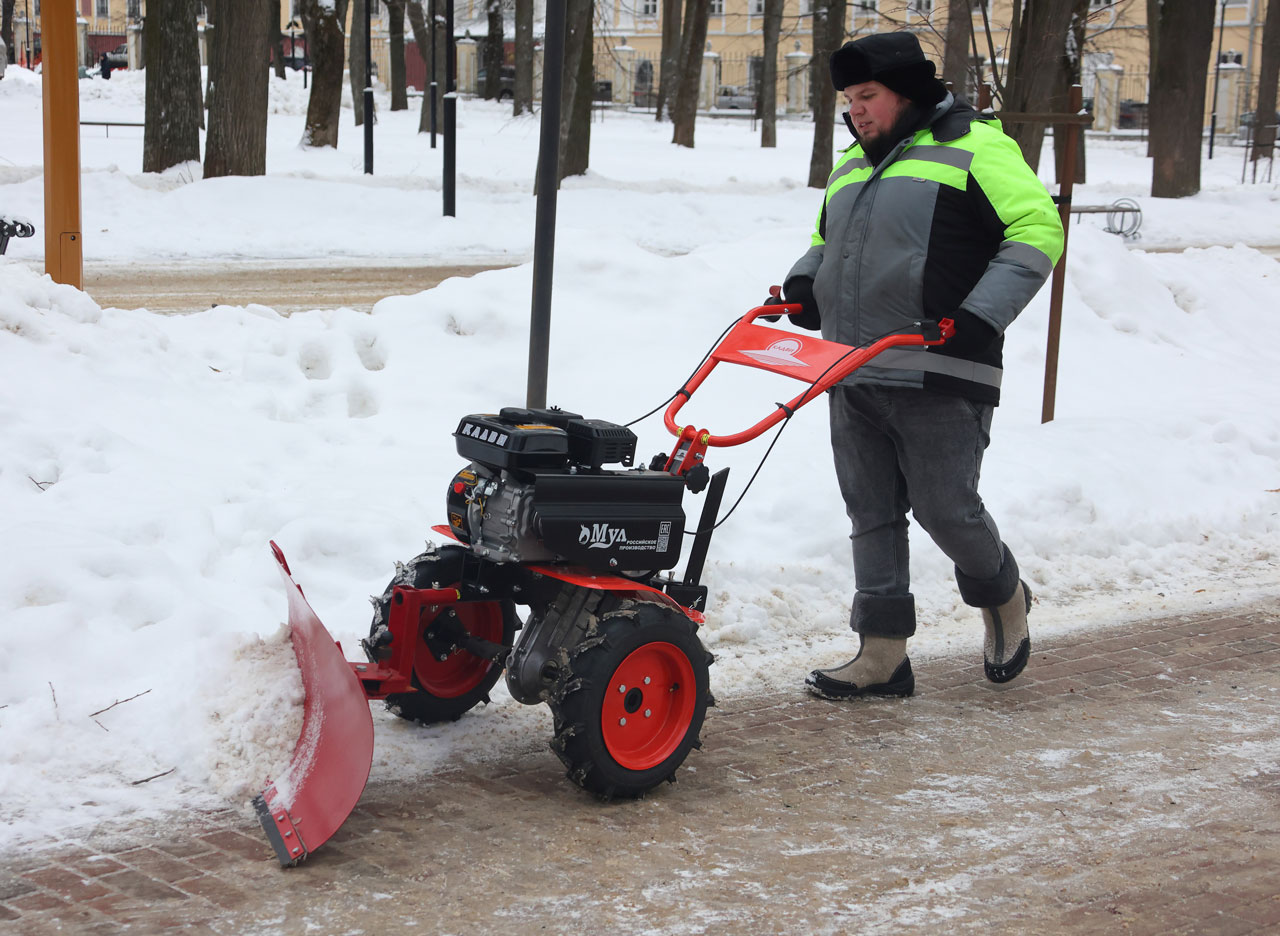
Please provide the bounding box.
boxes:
[205,6,218,114]
[533,0,591,192]
[350,0,368,125]
[760,0,782,147]
[4,0,18,62]
[557,0,592,180]
[671,0,709,147]
[388,0,407,110]
[563,9,592,177]
[302,0,350,147]
[483,0,503,100]
[942,0,971,97]
[271,0,286,79]
[1253,0,1280,161]
[407,0,437,133]
[205,0,271,177]
[1051,0,1088,185]
[1149,0,1214,197]
[143,0,202,173]
[1001,0,1076,172]
[656,0,682,120]
[514,0,533,115]
[1145,0,1160,156]
[807,0,845,187]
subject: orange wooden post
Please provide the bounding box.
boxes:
[42,0,83,289]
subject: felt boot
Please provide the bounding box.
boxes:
[805,636,914,699]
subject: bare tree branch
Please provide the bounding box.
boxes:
[131,768,177,785]
[89,689,154,718]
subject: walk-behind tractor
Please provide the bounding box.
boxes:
[254,297,954,865]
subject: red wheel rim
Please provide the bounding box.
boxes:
[601,642,697,771]
[412,602,505,698]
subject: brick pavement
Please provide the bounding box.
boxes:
[3,601,1278,935]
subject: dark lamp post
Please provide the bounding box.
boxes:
[1209,0,1227,160]
[364,0,374,174]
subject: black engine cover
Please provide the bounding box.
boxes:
[533,471,685,571]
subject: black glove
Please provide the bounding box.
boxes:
[944,308,999,356]
[760,277,820,329]
[761,294,787,322]
[783,277,821,331]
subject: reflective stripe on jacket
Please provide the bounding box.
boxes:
[786,94,1064,405]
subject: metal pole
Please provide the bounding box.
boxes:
[1209,0,1227,159]
[364,0,374,174]
[42,0,83,289]
[443,0,456,216]
[526,0,566,409]
[429,0,438,148]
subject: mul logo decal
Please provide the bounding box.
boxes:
[741,338,807,367]
[579,523,629,549]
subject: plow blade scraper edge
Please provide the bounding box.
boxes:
[252,542,375,867]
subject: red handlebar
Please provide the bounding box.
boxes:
[664,309,954,447]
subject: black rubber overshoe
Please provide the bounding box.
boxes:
[805,658,915,700]
[983,582,1033,684]
[984,637,1030,683]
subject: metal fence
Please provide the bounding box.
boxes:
[593,48,815,112]
[1086,65,1262,138]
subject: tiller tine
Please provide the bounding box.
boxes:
[252,541,375,866]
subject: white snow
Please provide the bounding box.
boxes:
[1,64,1278,853]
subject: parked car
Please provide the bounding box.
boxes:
[104,43,128,69]
[1237,110,1280,143]
[1239,110,1280,130]
[715,85,755,109]
[1117,99,1147,130]
[476,65,515,100]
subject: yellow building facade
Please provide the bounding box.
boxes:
[581,0,1271,132]
[18,0,1268,134]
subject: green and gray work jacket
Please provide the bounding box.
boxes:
[786,94,1064,405]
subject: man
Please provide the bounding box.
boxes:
[772,32,1063,699]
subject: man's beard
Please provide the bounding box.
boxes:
[861,102,928,166]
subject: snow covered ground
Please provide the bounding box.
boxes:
[1,65,1278,853]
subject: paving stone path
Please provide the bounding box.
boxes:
[4,601,1278,935]
[80,262,510,316]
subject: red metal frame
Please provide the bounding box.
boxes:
[349,584,461,699]
[664,307,955,447]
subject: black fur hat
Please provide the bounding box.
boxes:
[829,33,946,107]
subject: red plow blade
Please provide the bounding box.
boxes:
[252,542,375,866]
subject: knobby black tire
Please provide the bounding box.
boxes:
[549,600,714,800]
[367,544,517,724]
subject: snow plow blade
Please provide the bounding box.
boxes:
[252,542,375,867]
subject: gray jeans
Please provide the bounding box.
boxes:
[829,384,1007,638]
